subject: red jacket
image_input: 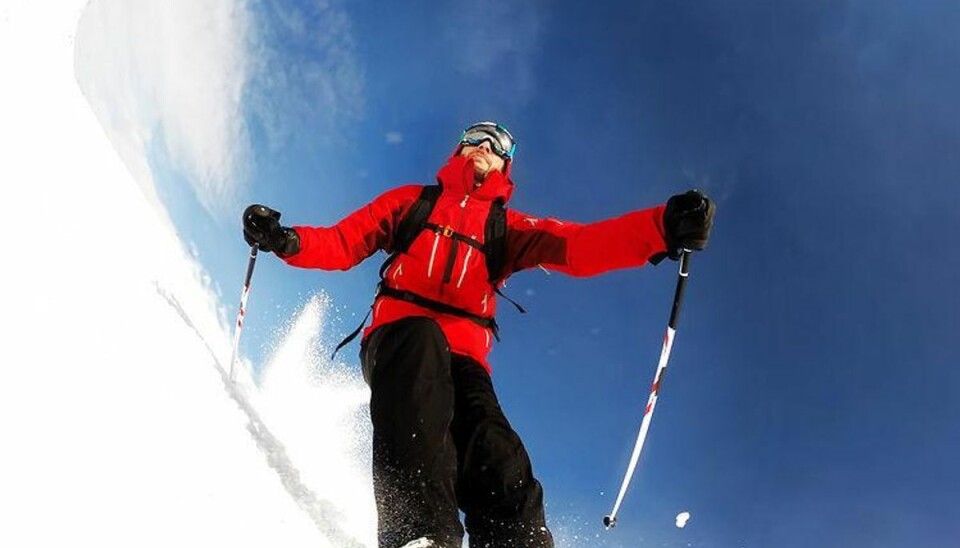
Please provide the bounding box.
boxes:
[283,155,668,372]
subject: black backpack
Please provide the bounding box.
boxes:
[384,184,507,283]
[332,185,522,358]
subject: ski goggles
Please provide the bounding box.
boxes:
[459,122,516,160]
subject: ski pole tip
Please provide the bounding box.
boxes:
[603,515,617,529]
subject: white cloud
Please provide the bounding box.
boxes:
[73,0,253,218]
[676,511,691,528]
[385,131,404,144]
[246,0,365,150]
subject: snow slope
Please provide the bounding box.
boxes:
[0,2,375,546]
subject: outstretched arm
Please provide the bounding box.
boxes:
[503,205,668,278]
[280,185,423,271]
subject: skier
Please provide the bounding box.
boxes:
[241,121,715,548]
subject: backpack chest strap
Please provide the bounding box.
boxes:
[423,222,486,252]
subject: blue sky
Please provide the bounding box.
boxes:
[116,1,960,546]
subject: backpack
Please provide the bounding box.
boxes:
[331,185,521,358]
[384,184,507,283]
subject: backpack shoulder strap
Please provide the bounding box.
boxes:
[484,198,507,282]
[379,184,441,280]
[485,201,526,314]
[392,184,442,254]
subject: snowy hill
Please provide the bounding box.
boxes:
[0,2,375,546]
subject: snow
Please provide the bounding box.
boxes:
[0,2,374,546]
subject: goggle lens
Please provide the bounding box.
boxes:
[459,123,516,160]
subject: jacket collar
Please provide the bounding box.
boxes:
[436,155,514,204]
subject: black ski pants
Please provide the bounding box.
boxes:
[361,317,555,548]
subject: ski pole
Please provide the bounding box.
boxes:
[228,245,259,382]
[604,249,692,529]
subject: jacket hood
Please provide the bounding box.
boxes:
[436,155,515,204]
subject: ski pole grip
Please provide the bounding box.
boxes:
[668,250,691,329]
[244,245,259,284]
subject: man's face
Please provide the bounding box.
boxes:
[460,140,506,178]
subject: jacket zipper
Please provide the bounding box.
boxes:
[426,232,441,278]
[456,242,474,288]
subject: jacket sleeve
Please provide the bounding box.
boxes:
[503,205,668,278]
[281,185,421,271]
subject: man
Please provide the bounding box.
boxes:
[242,121,715,548]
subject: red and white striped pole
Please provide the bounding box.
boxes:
[605,250,692,528]
[228,245,259,382]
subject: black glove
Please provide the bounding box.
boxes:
[662,190,715,259]
[242,204,300,256]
